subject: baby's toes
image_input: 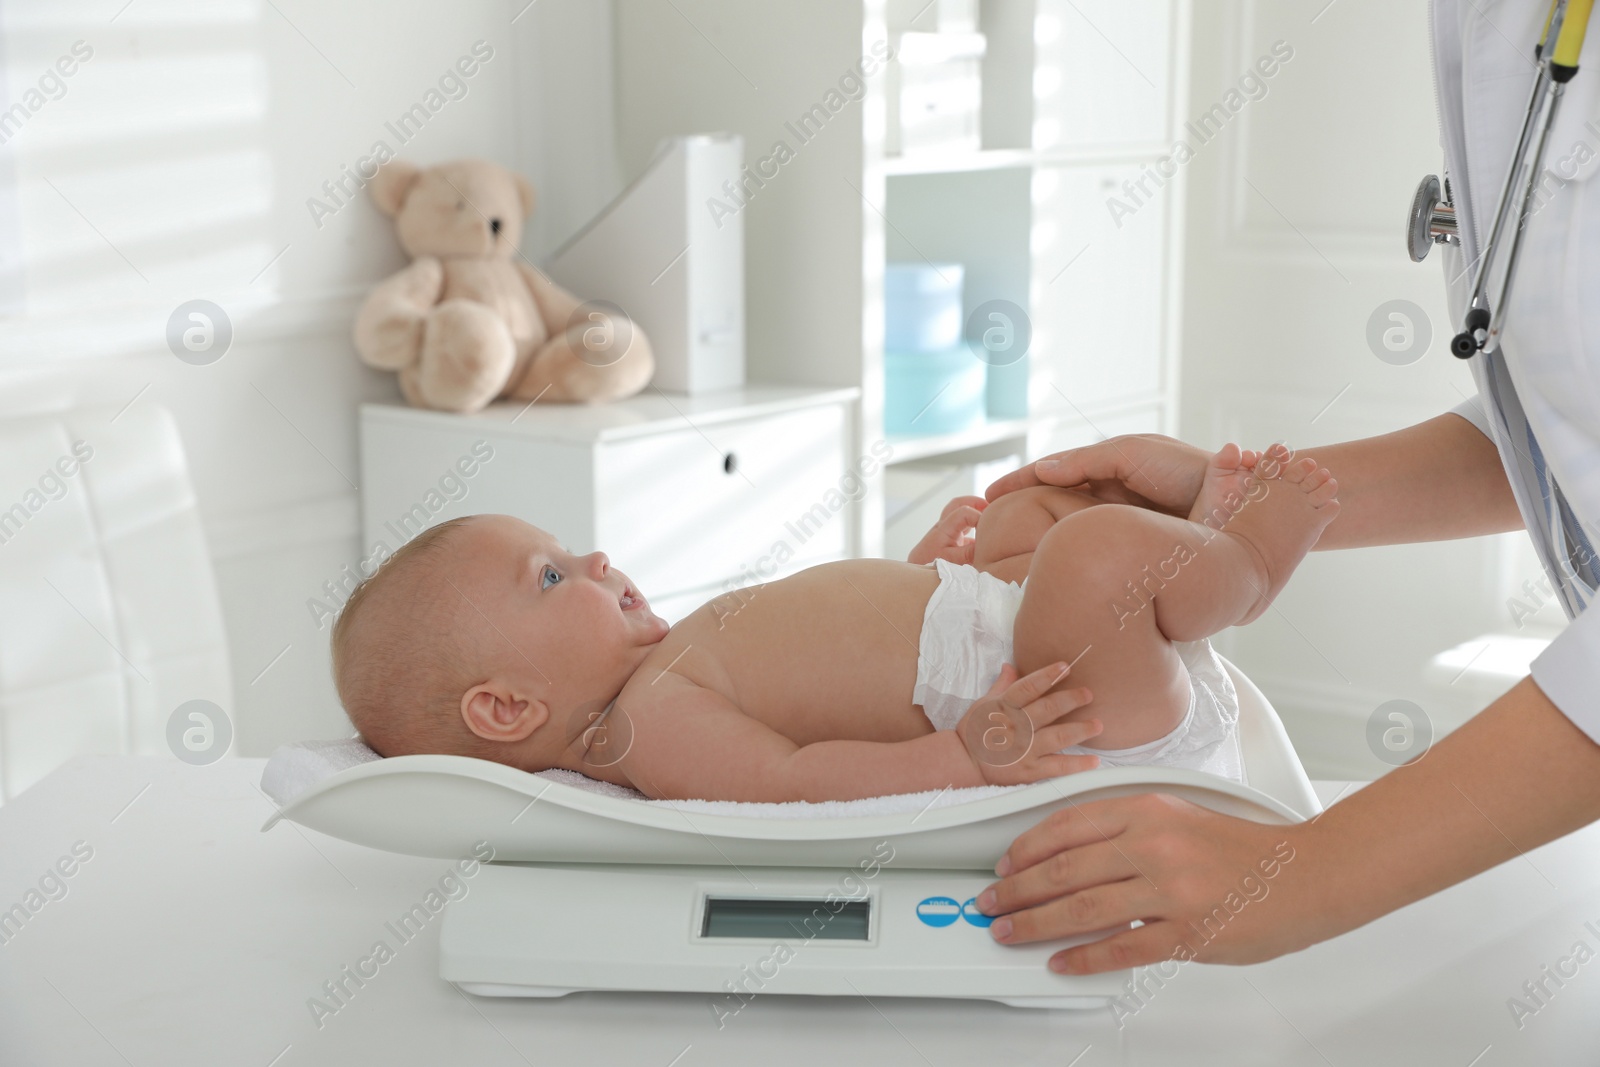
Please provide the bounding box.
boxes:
[1210,442,1243,472]
[1281,457,1318,485]
[1305,472,1339,507]
[1257,442,1292,478]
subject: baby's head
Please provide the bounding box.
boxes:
[331,514,668,770]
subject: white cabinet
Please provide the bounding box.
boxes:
[1032,0,1175,150]
[593,403,852,613]
[358,387,858,623]
[1030,162,1171,410]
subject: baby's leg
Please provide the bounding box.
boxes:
[1012,505,1210,748]
[970,485,1102,584]
[1013,447,1338,748]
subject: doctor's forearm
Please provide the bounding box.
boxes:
[1292,677,1600,944]
[1309,413,1522,549]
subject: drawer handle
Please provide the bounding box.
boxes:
[723,452,738,475]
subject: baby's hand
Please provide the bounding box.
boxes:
[907,496,987,565]
[955,662,1101,786]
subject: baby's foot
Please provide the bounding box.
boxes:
[1193,443,1340,625]
[1188,442,1263,530]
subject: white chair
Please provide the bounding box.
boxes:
[0,404,231,800]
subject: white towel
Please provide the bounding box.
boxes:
[260,738,382,808]
[260,739,1022,819]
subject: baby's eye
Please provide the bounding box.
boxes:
[540,565,561,590]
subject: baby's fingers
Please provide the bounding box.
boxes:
[982,662,1020,699]
[937,505,983,540]
[940,495,987,521]
[1002,661,1072,711]
[1024,686,1095,729]
[1034,716,1102,753]
[1018,753,1101,782]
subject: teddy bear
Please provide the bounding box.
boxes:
[354,158,653,413]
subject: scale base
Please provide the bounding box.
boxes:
[441,863,1129,1011]
[454,980,1111,1011]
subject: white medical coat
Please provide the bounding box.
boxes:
[1434,0,1600,731]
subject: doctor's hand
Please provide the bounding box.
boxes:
[977,793,1318,973]
[984,434,1212,516]
[955,663,1101,787]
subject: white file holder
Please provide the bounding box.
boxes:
[547,133,745,394]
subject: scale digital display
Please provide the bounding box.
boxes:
[700,897,870,941]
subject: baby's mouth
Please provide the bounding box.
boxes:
[620,583,644,611]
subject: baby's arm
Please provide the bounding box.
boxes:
[617,670,1097,803]
[618,681,981,802]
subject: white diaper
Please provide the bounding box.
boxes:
[913,558,1245,783]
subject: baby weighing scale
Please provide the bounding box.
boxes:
[264,660,1319,1009]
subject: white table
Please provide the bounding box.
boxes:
[2,757,1597,1065]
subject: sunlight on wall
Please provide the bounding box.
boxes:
[1,0,278,357]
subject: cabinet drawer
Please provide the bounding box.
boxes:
[594,405,849,600]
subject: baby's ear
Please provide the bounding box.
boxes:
[461,683,547,743]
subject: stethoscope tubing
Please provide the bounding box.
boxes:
[1449,0,1592,359]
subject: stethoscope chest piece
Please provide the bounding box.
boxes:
[1407,173,1459,262]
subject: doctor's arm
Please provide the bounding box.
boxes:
[978,674,1600,972]
[986,410,1522,549]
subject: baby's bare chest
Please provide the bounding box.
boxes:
[634,559,941,744]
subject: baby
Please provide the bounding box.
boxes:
[331,443,1337,802]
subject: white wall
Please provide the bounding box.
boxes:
[0,0,620,755]
[1178,0,1543,776]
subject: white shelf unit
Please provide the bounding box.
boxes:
[614,0,1190,555]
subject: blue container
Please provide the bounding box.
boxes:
[884,347,985,436]
[985,356,1029,419]
[885,262,964,352]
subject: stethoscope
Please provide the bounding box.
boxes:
[1408,0,1594,358]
